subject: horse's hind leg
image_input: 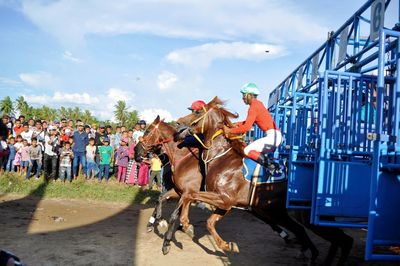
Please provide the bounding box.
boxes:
[276,212,319,262]
[308,226,353,266]
[179,192,195,238]
[147,189,179,232]
[251,211,290,244]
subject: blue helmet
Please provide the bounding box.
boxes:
[240,82,260,95]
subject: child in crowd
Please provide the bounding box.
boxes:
[116,138,129,183]
[0,136,8,173]
[98,137,113,182]
[59,141,74,182]
[86,137,98,179]
[20,139,30,176]
[149,154,162,190]
[13,135,23,174]
[26,137,42,180]
[6,136,16,172]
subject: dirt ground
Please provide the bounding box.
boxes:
[0,194,398,266]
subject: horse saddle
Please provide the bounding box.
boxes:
[242,157,287,184]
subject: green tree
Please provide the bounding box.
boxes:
[59,106,68,119]
[82,110,93,124]
[15,96,29,116]
[114,100,128,125]
[0,96,14,116]
[126,110,139,129]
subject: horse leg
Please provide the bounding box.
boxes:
[307,226,353,266]
[206,208,239,252]
[297,212,353,265]
[251,211,290,244]
[179,192,195,238]
[162,204,181,255]
[274,211,319,262]
[147,189,179,232]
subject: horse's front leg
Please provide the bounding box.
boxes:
[206,208,239,253]
[147,189,179,232]
[162,201,182,255]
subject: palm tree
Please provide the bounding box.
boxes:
[126,110,139,129]
[0,96,14,116]
[114,100,127,125]
[67,107,74,120]
[82,110,92,124]
[15,96,28,116]
[59,106,68,119]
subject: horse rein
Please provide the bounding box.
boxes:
[143,121,199,172]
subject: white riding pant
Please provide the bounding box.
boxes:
[244,129,282,155]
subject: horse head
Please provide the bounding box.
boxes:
[176,96,237,141]
[141,115,175,155]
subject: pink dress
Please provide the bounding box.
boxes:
[126,142,137,184]
[13,143,23,166]
[137,161,149,186]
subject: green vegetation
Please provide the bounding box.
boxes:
[0,172,160,204]
[1,96,140,127]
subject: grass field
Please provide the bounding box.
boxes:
[0,172,161,204]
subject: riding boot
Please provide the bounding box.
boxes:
[247,150,277,171]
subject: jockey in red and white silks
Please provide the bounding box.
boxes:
[224,83,282,166]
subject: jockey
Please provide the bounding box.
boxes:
[177,100,206,149]
[224,82,282,169]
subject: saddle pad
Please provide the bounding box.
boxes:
[242,158,287,184]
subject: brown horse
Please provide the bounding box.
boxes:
[141,116,289,254]
[175,97,354,265]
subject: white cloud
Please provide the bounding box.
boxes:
[20,0,328,47]
[157,71,178,90]
[102,88,136,122]
[0,77,22,87]
[62,50,83,63]
[24,91,99,105]
[166,42,286,68]
[23,88,136,121]
[53,92,99,104]
[107,87,134,102]
[19,71,58,88]
[139,108,174,123]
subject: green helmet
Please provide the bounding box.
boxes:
[240,82,260,95]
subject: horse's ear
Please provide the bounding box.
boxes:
[161,118,165,122]
[210,96,219,104]
[154,115,160,123]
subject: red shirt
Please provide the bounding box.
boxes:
[14,126,24,136]
[230,99,279,134]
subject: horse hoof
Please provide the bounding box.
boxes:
[159,219,168,228]
[147,226,153,233]
[229,242,240,253]
[162,244,171,255]
[184,224,195,239]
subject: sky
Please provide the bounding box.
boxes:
[0,0,398,123]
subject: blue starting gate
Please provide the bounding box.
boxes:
[262,0,400,261]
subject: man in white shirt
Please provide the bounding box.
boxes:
[20,123,34,144]
[43,125,59,182]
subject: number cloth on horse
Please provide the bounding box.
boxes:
[242,157,287,184]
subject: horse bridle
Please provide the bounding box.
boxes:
[143,122,172,147]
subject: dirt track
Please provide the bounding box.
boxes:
[0,194,397,266]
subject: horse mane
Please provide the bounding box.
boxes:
[208,97,246,157]
[208,97,238,127]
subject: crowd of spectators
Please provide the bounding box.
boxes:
[0,114,163,190]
